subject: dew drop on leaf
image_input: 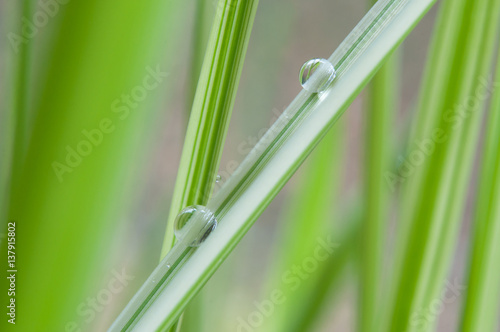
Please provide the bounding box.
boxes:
[299,58,336,93]
[174,205,218,247]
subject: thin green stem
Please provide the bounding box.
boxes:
[385,0,500,330]
[161,0,260,258]
[161,2,259,331]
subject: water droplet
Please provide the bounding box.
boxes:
[299,58,336,93]
[166,264,171,269]
[174,205,218,247]
[152,279,156,283]
[215,175,221,183]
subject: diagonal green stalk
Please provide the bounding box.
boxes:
[384,0,500,330]
[161,0,260,258]
[185,3,298,329]
[160,1,259,331]
[460,52,500,332]
[113,1,438,330]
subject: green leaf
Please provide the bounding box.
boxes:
[359,50,399,332]
[383,0,500,330]
[1,1,186,330]
[113,1,438,330]
[160,0,260,258]
[460,52,500,332]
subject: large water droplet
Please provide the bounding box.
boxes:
[174,205,217,247]
[299,58,336,93]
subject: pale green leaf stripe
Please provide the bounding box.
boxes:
[161,0,260,258]
[460,52,500,332]
[385,0,500,330]
[126,1,436,330]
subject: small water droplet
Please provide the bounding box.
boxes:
[166,264,171,269]
[174,205,218,247]
[299,58,336,93]
[152,279,156,283]
[215,175,221,183]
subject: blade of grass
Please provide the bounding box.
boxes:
[115,1,438,330]
[157,1,259,331]
[384,0,500,330]
[182,2,297,330]
[178,1,260,331]
[380,0,469,327]
[160,0,260,258]
[0,1,186,330]
[185,0,216,116]
[460,52,500,332]
[184,2,299,329]
[359,38,399,332]
[176,1,216,331]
